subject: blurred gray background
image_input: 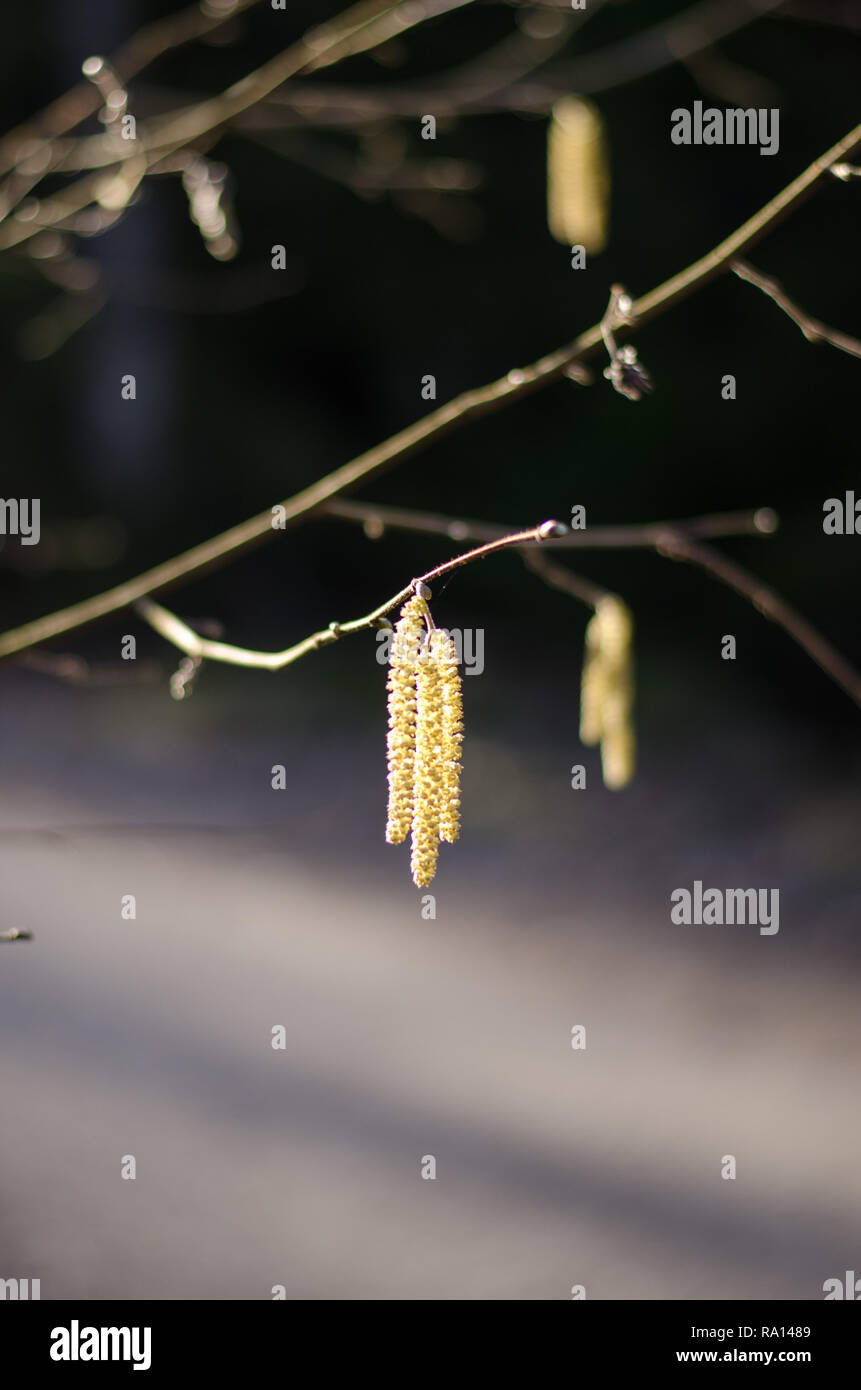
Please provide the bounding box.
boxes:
[1,650,859,1300]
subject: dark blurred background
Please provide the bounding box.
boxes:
[1,0,860,1301]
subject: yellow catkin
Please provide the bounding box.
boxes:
[433,630,463,844]
[579,596,635,789]
[385,596,425,844]
[579,608,607,747]
[546,96,609,255]
[410,636,445,888]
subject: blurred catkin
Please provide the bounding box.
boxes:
[580,596,635,789]
[547,96,609,254]
[385,596,425,845]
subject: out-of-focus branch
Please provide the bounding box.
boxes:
[732,259,861,359]
[13,251,303,359]
[0,0,262,178]
[0,122,858,663]
[519,548,610,609]
[322,499,779,548]
[0,0,477,248]
[9,0,473,184]
[253,0,787,126]
[658,533,861,710]
[12,650,163,686]
[134,493,861,709]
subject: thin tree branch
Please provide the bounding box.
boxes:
[0,0,476,245]
[0,0,263,178]
[11,650,163,685]
[322,499,779,547]
[134,497,861,710]
[657,532,861,710]
[134,519,565,669]
[325,498,861,709]
[0,122,859,662]
[519,548,610,609]
[731,258,861,359]
[253,0,788,127]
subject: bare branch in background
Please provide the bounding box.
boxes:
[656,533,861,710]
[1,120,858,665]
[325,499,861,708]
[252,0,788,127]
[130,491,861,708]
[12,650,163,686]
[519,548,612,610]
[732,259,861,359]
[0,0,478,250]
[322,501,779,549]
[0,0,262,177]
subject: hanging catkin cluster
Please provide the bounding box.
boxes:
[580,596,635,789]
[385,600,463,888]
[546,96,609,255]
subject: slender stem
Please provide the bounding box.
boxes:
[658,532,861,709]
[134,520,562,670]
[323,498,779,547]
[0,0,263,178]
[732,259,861,359]
[0,0,476,242]
[331,499,861,709]
[520,549,610,609]
[256,0,788,125]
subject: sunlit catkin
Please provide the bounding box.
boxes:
[547,96,609,254]
[579,596,635,789]
[434,630,463,844]
[385,596,425,845]
[410,636,445,888]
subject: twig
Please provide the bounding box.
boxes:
[657,532,861,710]
[0,0,477,244]
[133,519,564,669]
[0,0,262,178]
[326,498,861,708]
[519,548,610,609]
[12,650,163,685]
[0,123,859,662]
[134,498,861,709]
[322,499,779,548]
[600,285,653,401]
[256,0,788,126]
[731,259,861,359]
